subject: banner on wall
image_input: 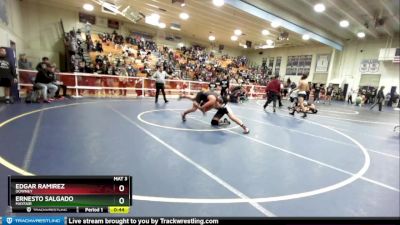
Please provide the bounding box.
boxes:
[79,12,96,25]
[267,57,274,75]
[285,55,312,76]
[360,59,369,73]
[107,19,119,29]
[369,59,380,73]
[274,57,281,76]
[360,59,380,74]
[315,54,330,73]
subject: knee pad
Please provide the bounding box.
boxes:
[211,119,219,126]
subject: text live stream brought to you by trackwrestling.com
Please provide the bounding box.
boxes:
[1,217,400,225]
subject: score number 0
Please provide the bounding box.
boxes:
[118,185,125,205]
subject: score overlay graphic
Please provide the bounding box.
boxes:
[8,176,132,213]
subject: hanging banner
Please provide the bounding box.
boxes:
[360,59,380,74]
[0,0,8,25]
[359,59,370,73]
[268,57,274,75]
[286,55,312,76]
[274,57,281,76]
[369,59,380,73]
[315,54,330,73]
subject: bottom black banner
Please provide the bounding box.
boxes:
[1,217,398,225]
[66,217,399,225]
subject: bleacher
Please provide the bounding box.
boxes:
[83,31,253,81]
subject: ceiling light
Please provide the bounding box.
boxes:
[146,14,160,22]
[357,32,366,38]
[170,26,181,31]
[256,44,275,49]
[151,13,160,20]
[234,29,242,36]
[178,42,184,47]
[83,3,94,11]
[146,4,159,9]
[212,0,224,7]
[302,34,310,40]
[179,12,189,20]
[181,3,186,7]
[262,29,270,35]
[231,35,238,41]
[208,35,216,41]
[145,14,161,26]
[339,20,349,27]
[158,22,166,28]
[266,39,274,45]
[271,21,280,28]
[314,3,325,13]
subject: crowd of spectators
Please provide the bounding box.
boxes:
[63,29,272,88]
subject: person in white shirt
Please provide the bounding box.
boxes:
[152,65,169,103]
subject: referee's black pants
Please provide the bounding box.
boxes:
[155,83,167,103]
[264,92,278,108]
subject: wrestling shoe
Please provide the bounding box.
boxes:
[243,127,250,134]
[220,118,231,125]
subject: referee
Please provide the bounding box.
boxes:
[152,65,169,103]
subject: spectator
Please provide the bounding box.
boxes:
[34,63,58,103]
[0,47,17,104]
[95,40,103,53]
[49,63,68,99]
[118,67,129,96]
[325,84,333,104]
[220,74,229,97]
[36,57,50,71]
[94,64,103,74]
[18,54,32,69]
[370,86,385,111]
[86,63,95,73]
[314,83,321,103]
[78,61,86,73]
[229,76,237,85]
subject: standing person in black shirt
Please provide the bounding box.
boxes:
[370,86,385,111]
[314,83,321,103]
[0,47,17,104]
[326,84,333,105]
[365,88,372,104]
[371,87,377,104]
[220,74,230,97]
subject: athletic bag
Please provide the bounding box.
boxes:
[25,90,39,103]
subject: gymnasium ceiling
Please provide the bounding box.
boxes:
[26,0,400,50]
